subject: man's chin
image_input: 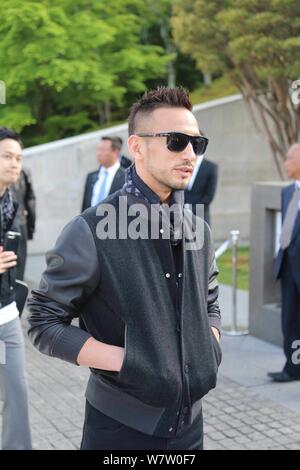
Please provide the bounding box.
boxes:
[171,179,189,190]
[10,176,19,184]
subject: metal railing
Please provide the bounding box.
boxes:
[216,230,248,336]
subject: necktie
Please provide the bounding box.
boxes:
[280,186,300,250]
[95,169,109,204]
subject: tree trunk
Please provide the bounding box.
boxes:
[159,19,177,87]
[234,69,300,180]
[167,61,176,88]
[104,101,111,124]
[203,72,212,86]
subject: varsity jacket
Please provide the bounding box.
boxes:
[27,188,222,438]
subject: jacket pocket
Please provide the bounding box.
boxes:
[91,322,130,380]
[211,330,222,366]
[118,324,129,376]
[94,323,134,382]
[118,324,135,381]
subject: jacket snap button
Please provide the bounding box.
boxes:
[169,427,173,432]
[165,273,170,278]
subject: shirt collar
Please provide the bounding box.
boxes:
[98,161,120,177]
[194,155,204,170]
[131,165,184,208]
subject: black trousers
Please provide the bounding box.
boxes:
[80,401,203,450]
[281,257,300,377]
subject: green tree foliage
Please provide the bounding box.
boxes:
[0,0,170,145]
[172,0,300,178]
[140,0,201,90]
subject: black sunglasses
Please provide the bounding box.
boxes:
[136,132,208,156]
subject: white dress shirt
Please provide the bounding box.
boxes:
[91,161,120,207]
[187,155,204,191]
[297,180,300,209]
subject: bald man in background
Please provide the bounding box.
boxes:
[270,144,300,382]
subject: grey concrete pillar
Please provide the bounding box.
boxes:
[249,182,288,346]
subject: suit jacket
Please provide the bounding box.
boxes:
[184,158,218,225]
[81,166,125,212]
[274,183,300,288]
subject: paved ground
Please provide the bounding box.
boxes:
[2,317,296,450]
[0,255,299,450]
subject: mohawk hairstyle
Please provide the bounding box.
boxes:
[128,86,192,135]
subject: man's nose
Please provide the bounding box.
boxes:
[11,159,19,169]
[182,142,196,160]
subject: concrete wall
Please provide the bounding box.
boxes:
[193,96,280,244]
[23,94,280,254]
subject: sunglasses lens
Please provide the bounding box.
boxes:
[192,137,208,156]
[166,133,208,156]
[167,134,189,152]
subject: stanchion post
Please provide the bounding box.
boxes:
[222,230,248,336]
[231,230,239,332]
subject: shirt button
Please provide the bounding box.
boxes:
[165,273,171,278]
[169,427,173,432]
[178,273,182,278]
[184,364,189,374]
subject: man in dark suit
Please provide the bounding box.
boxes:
[270,143,300,382]
[184,154,218,225]
[82,136,125,212]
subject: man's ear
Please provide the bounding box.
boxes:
[127,135,143,162]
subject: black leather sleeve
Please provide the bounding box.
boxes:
[27,216,100,365]
[206,224,222,333]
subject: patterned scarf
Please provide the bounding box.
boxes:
[0,188,16,233]
[124,165,183,245]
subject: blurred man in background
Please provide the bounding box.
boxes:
[114,136,132,169]
[81,136,125,212]
[271,143,300,382]
[184,136,218,226]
